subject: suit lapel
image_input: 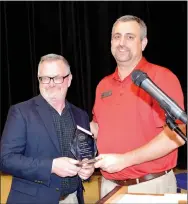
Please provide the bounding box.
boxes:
[69,103,88,130]
[69,103,80,127]
[34,95,61,153]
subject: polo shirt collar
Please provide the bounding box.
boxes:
[112,57,148,82]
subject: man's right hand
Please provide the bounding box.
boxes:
[51,157,81,177]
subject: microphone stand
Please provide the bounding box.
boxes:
[165,111,187,142]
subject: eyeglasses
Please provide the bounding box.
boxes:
[38,73,70,84]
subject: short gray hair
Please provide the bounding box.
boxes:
[38,53,70,73]
[112,15,147,40]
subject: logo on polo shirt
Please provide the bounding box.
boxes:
[101,90,112,98]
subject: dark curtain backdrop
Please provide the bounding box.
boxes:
[1,1,187,168]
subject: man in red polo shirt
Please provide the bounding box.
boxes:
[90,15,186,198]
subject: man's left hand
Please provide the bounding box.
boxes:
[78,159,95,180]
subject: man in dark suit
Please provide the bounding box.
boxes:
[1,54,95,204]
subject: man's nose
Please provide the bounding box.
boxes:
[49,79,55,87]
[119,36,126,46]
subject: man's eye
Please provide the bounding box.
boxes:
[43,77,49,80]
[127,36,134,40]
[114,35,120,39]
[55,77,61,80]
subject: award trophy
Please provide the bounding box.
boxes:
[70,125,97,166]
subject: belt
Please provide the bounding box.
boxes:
[112,170,171,186]
[59,194,68,201]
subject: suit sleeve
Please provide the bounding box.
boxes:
[0,105,52,187]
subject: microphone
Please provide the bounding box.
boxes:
[131,70,187,124]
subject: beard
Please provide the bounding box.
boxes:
[112,46,132,63]
[115,51,132,62]
[40,87,66,102]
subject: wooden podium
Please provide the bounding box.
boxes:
[96,186,187,204]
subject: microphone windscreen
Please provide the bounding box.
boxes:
[131,70,148,86]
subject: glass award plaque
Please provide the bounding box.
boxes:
[70,125,97,164]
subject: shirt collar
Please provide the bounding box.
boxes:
[42,96,70,114]
[112,57,148,82]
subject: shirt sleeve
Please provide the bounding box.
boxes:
[151,68,185,128]
[92,86,99,123]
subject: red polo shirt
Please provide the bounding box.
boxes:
[92,57,184,180]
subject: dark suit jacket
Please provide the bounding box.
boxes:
[1,95,90,204]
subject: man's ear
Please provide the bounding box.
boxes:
[68,74,72,87]
[142,37,148,51]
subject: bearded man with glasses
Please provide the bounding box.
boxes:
[1,54,94,204]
